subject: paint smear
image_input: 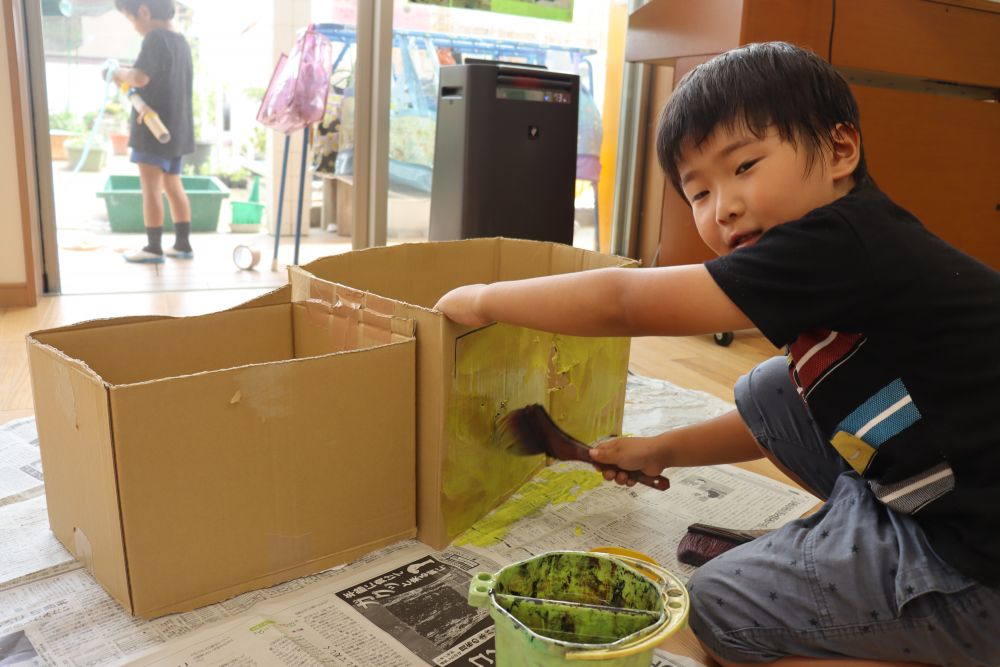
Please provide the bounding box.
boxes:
[454,467,603,547]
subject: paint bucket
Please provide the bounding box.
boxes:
[468,550,688,666]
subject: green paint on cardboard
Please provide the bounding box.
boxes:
[442,322,630,542]
[455,468,602,547]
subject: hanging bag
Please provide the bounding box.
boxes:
[257,24,333,135]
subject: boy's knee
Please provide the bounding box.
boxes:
[687,560,777,664]
[687,558,739,638]
[743,355,792,398]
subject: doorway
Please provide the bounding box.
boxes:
[27,0,626,295]
[29,0,354,295]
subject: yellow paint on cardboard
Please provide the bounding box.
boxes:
[455,468,603,547]
[442,323,630,541]
[548,334,629,440]
[442,325,551,536]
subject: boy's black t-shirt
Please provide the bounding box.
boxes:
[130,28,194,158]
[705,186,1000,585]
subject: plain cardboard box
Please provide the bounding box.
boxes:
[244,238,638,548]
[26,299,416,619]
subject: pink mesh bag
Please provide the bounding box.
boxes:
[257,25,333,134]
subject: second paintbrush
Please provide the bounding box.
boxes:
[500,404,670,491]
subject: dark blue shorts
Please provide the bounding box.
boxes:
[687,356,1000,665]
[130,150,183,175]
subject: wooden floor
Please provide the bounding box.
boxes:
[0,291,789,665]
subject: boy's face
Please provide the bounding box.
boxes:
[122,5,153,35]
[676,124,856,257]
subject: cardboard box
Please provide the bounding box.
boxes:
[245,238,638,548]
[27,299,416,619]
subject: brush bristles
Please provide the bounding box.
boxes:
[677,532,746,567]
[677,524,768,566]
[499,404,592,462]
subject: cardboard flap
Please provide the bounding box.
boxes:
[299,241,498,308]
[495,237,637,279]
[494,237,557,282]
[26,341,132,612]
[29,315,172,337]
[290,266,416,345]
[31,305,295,386]
[230,284,292,310]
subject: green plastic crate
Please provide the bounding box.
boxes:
[97,175,230,232]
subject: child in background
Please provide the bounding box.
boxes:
[111,0,195,263]
[435,42,1000,667]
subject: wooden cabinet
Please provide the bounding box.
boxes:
[627,0,1000,269]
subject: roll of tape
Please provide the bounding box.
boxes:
[233,244,261,270]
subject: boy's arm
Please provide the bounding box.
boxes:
[434,264,753,337]
[588,409,764,485]
[110,66,150,89]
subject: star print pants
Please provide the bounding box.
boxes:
[686,356,1000,665]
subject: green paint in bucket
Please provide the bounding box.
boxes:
[468,551,689,666]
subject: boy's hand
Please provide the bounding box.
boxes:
[589,436,670,487]
[434,284,492,327]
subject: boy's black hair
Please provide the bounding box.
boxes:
[656,41,873,199]
[114,0,175,20]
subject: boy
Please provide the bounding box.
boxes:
[111,0,195,263]
[435,42,1000,666]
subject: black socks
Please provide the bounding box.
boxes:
[173,222,192,252]
[140,223,191,256]
[143,226,163,255]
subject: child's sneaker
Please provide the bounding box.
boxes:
[123,249,165,264]
[164,247,194,259]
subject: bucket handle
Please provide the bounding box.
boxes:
[468,572,495,609]
[565,555,689,662]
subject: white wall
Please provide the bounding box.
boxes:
[0,4,28,285]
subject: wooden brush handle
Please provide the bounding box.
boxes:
[626,469,670,491]
[594,463,670,491]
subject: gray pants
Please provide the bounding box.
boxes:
[687,356,1000,665]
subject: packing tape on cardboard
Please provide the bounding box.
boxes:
[291,266,415,345]
[267,533,314,574]
[359,308,416,341]
[73,527,93,570]
[289,266,400,321]
[301,299,360,350]
[289,266,327,304]
[300,299,413,348]
[309,276,338,305]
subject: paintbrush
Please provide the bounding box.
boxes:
[676,523,771,566]
[500,404,670,491]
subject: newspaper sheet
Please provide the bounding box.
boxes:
[10,543,414,667]
[0,495,79,592]
[0,417,43,507]
[0,375,817,666]
[0,416,80,596]
[124,544,710,667]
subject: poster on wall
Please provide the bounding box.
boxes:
[409,0,574,22]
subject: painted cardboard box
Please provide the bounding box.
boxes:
[244,238,637,549]
[26,298,416,619]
